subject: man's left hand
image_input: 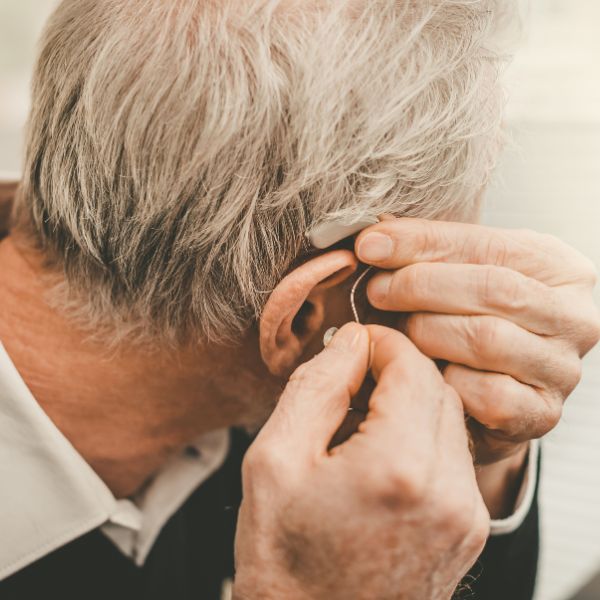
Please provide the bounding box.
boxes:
[356,218,600,468]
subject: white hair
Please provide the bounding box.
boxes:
[15,0,518,345]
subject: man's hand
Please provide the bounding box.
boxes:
[234,323,489,600]
[355,218,600,516]
[356,218,600,463]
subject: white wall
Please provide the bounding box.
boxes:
[484,2,600,599]
[0,0,57,174]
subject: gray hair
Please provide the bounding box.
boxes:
[15,0,518,345]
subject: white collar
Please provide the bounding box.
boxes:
[0,341,229,580]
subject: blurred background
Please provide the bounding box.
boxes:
[0,1,599,598]
[484,2,600,598]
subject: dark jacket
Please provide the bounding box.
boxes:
[0,428,538,600]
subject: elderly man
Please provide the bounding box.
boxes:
[1,1,599,599]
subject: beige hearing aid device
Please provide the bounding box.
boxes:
[306,216,378,250]
[306,216,378,338]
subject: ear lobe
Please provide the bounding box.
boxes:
[260,250,358,377]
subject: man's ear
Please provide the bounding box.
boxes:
[260,249,358,377]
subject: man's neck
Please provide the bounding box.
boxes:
[0,235,272,498]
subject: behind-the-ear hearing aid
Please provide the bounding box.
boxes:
[305,216,378,346]
[306,216,378,250]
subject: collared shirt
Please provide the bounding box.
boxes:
[0,341,229,581]
[0,331,538,582]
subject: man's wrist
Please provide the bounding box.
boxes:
[476,443,529,520]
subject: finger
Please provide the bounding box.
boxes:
[444,363,563,441]
[367,262,571,336]
[340,326,473,494]
[435,382,475,472]
[365,324,439,383]
[406,313,581,392]
[258,322,370,459]
[355,218,596,287]
[351,325,447,442]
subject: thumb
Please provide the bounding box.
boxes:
[258,322,370,461]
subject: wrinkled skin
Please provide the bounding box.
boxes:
[234,324,490,600]
[356,218,600,465]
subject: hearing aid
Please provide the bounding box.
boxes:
[306,217,378,345]
[306,216,378,250]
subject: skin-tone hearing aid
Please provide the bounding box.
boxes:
[305,216,378,346]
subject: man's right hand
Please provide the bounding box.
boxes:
[233,323,489,600]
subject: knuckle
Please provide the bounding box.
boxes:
[527,230,567,256]
[557,298,600,351]
[545,290,569,327]
[242,442,300,501]
[403,264,428,304]
[479,267,527,313]
[476,371,502,399]
[288,361,313,387]
[442,383,464,413]
[486,404,513,432]
[470,508,491,550]
[479,380,518,430]
[242,442,285,482]
[436,489,489,551]
[529,392,563,438]
[436,494,475,537]
[287,359,331,393]
[407,219,437,258]
[467,317,500,359]
[241,444,268,478]
[539,234,598,286]
[593,309,600,337]
[371,462,430,508]
[566,359,584,392]
[573,307,600,354]
[479,267,498,306]
[543,389,564,426]
[577,256,599,286]
[479,235,510,266]
[546,400,564,431]
[419,220,437,255]
[587,309,600,347]
[406,312,426,343]
[241,445,262,482]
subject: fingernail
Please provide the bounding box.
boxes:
[357,232,393,262]
[329,323,362,350]
[368,272,392,301]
